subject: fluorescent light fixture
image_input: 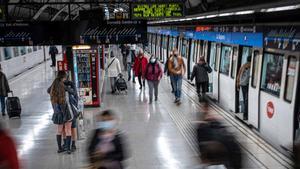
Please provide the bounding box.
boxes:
[72,45,91,50]
[196,16,205,19]
[206,14,218,18]
[218,12,234,17]
[261,5,300,12]
[235,10,255,15]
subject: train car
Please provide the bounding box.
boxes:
[0,46,61,79]
[148,25,300,154]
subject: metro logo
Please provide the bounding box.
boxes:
[267,101,274,119]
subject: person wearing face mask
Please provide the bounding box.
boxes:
[145,56,163,104]
[0,64,11,116]
[88,110,128,169]
[133,49,148,89]
[49,71,73,154]
[168,48,186,104]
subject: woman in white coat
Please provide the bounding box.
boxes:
[107,51,121,93]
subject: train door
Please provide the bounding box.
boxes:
[188,39,196,79]
[236,46,253,119]
[162,35,168,63]
[211,43,221,100]
[295,72,300,143]
[248,49,263,128]
[259,50,299,151]
[156,35,162,60]
[218,45,236,111]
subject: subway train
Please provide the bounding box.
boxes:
[147,25,300,154]
[0,46,61,79]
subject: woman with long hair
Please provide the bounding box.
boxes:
[49,71,73,154]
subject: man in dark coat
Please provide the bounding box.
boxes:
[0,64,10,116]
[49,46,58,67]
[190,56,212,102]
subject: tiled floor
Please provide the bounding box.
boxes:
[0,49,293,169]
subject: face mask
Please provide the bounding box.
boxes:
[96,120,116,130]
[150,58,156,63]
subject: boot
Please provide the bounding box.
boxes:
[66,136,72,154]
[56,135,64,153]
[71,141,77,151]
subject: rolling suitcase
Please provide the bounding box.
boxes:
[6,91,21,118]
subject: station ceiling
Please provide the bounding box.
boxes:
[2,0,296,22]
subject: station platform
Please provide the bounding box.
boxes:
[0,54,294,169]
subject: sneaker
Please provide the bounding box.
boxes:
[57,149,65,153]
[174,98,178,103]
[67,150,72,154]
[2,112,5,116]
[71,145,77,151]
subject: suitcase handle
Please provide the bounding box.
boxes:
[8,91,14,97]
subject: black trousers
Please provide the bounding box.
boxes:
[51,54,56,66]
[196,82,208,96]
[241,85,249,119]
[138,74,145,87]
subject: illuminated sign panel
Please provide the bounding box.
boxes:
[131,3,184,19]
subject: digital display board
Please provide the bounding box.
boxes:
[131,3,184,19]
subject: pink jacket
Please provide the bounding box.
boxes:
[145,63,162,81]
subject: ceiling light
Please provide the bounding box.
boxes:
[196,16,205,19]
[206,14,218,18]
[234,10,255,15]
[72,45,91,50]
[261,5,300,12]
[218,12,234,17]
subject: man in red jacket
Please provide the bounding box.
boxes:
[0,124,20,169]
[133,49,148,89]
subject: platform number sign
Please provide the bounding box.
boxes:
[267,101,274,119]
[131,3,184,19]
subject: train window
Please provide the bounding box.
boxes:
[220,45,232,75]
[284,56,297,102]
[20,47,26,55]
[251,51,260,88]
[13,47,19,57]
[260,52,284,96]
[210,43,216,70]
[4,47,12,60]
[231,47,238,78]
[33,46,37,52]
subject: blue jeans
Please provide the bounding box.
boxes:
[171,75,183,99]
[0,96,6,113]
[127,63,135,81]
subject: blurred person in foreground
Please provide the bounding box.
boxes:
[195,110,242,169]
[0,123,20,169]
[88,110,128,169]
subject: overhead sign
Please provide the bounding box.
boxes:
[131,3,184,19]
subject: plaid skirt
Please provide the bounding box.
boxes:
[52,104,72,125]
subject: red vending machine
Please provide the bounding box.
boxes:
[73,47,100,107]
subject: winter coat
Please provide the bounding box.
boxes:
[88,129,127,169]
[133,56,148,77]
[237,62,251,87]
[145,62,163,81]
[0,130,20,169]
[191,63,212,83]
[0,72,10,97]
[168,55,185,76]
[106,57,121,78]
[49,46,58,56]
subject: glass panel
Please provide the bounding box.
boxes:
[13,47,19,57]
[231,47,238,78]
[20,47,26,55]
[241,47,252,65]
[260,52,284,96]
[285,56,297,101]
[33,46,37,51]
[209,43,216,70]
[251,51,260,88]
[220,45,232,75]
[4,47,12,60]
[27,47,32,53]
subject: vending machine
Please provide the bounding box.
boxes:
[73,48,100,107]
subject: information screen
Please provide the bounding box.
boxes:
[131,3,184,19]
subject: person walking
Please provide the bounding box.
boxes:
[106,51,122,94]
[190,56,212,102]
[0,64,10,116]
[164,52,175,93]
[49,45,58,67]
[145,56,163,104]
[236,56,251,120]
[0,122,20,169]
[88,110,128,169]
[133,49,148,89]
[49,71,74,154]
[126,46,136,82]
[168,48,186,104]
